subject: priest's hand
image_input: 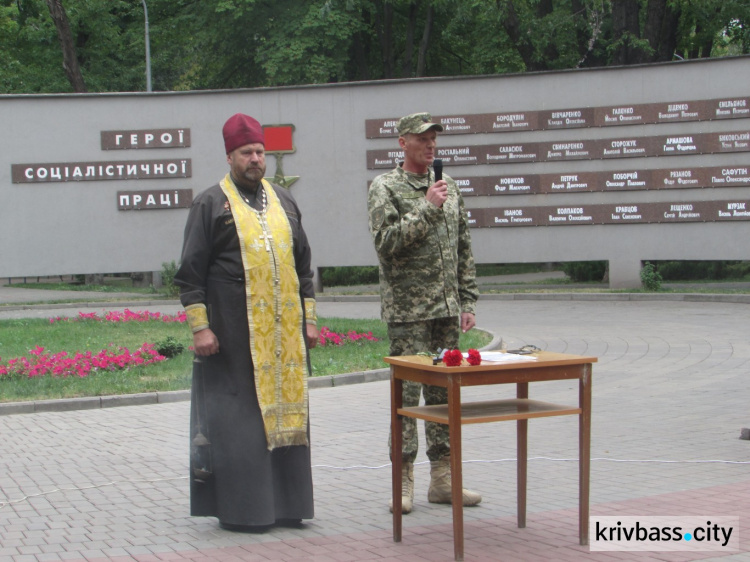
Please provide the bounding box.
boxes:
[306,324,319,349]
[193,328,220,356]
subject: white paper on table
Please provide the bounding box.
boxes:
[471,351,537,363]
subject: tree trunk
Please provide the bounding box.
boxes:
[698,27,716,58]
[403,2,418,77]
[611,0,642,65]
[45,0,87,92]
[656,2,680,61]
[639,0,680,62]
[498,0,536,70]
[375,1,395,79]
[416,3,434,77]
[352,30,370,80]
[688,22,703,59]
[640,0,667,62]
[536,0,559,66]
[576,0,606,67]
[536,0,553,18]
[571,0,590,61]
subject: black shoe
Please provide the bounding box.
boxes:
[276,518,303,528]
[219,521,271,533]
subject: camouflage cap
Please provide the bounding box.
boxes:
[396,112,444,136]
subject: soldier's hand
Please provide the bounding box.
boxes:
[461,312,476,333]
[193,328,220,356]
[426,180,448,208]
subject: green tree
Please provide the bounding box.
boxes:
[0,0,151,93]
[1,0,748,94]
[609,0,750,64]
[494,0,599,71]
[0,0,73,92]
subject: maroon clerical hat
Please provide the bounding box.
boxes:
[223,113,265,154]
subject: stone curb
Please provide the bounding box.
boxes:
[0,299,179,313]
[476,292,750,303]
[316,295,382,303]
[308,368,391,389]
[2,291,750,312]
[0,390,191,416]
[0,295,379,312]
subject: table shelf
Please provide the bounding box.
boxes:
[399,398,581,425]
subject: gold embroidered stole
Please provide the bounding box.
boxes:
[220,174,309,450]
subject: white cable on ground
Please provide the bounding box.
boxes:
[0,476,187,509]
[312,457,750,470]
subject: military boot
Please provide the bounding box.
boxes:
[427,457,482,506]
[388,462,415,513]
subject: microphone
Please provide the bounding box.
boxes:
[433,158,443,182]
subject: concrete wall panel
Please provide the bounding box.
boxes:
[1,57,749,288]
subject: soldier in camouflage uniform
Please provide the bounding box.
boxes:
[367,112,482,514]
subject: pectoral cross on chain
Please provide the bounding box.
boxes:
[259,229,273,252]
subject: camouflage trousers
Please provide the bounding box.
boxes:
[388,316,460,463]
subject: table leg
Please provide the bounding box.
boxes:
[447,374,464,561]
[579,364,592,545]
[391,369,403,542]
[517,382,528,528]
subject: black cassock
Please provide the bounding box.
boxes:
[175,181,315,527]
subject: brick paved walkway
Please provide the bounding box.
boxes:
[0,298,748,561]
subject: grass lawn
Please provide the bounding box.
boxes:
[0,315,492,403]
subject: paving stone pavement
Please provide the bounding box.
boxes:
[0,296,749,561]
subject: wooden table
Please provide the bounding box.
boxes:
[386,351,597,561]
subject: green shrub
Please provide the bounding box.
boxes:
[154,336,186,358]
[320,266,379,287]
[320,263,562,286]
[475,262,557,276]
[561,261,607,282]
[653,260,750,281]
[161,261,180,297]
[724,261,750,279]
[640,262,663,291]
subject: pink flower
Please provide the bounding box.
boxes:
[0,342,166,380]
[317,326,379,347]
[51,309,187,324]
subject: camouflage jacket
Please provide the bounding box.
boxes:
[367,164,478,323]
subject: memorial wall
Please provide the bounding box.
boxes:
[1,56,748,288]
[364,61,750,288]
[366,96,750,229]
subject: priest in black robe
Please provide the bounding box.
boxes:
[175,113,319,532]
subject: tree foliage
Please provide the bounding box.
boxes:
[1,0,150,92]
[0,0,748,94]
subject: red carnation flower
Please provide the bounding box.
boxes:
[442,349,464,367]
[467,348,481,365]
